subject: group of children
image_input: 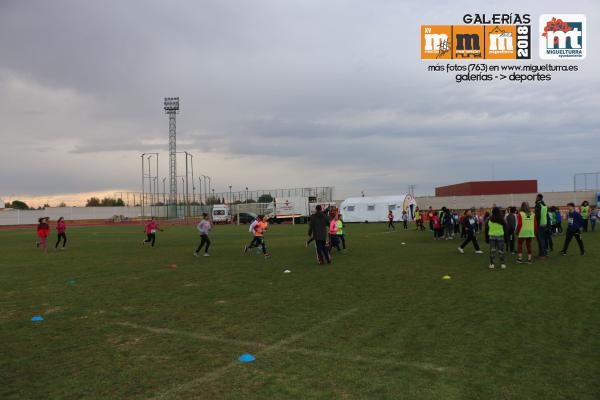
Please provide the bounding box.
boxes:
[454,195,588,269]
[35,217,67,253]
[37,194,592,271]
[387,210,409,231]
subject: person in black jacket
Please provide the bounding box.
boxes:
[308,205,331,264]
[458,209,483,254]
[505,207,517,254]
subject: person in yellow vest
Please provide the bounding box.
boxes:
[516,201,536,264]
[580,201,590,233]
[336,214,346,252]
[415,208,423,230]
[485,207,508,269]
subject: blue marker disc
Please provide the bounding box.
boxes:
[239,353,255,363]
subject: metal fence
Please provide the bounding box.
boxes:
[574,172,600,192]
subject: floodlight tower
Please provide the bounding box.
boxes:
[163,97,180,205]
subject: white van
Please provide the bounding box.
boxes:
[212,204,231,223]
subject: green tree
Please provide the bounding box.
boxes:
[58,202,67,207]
[257,194,273,203]
[86,197,101,207]
[8,200,29,210]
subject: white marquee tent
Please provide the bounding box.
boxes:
[340,195,417,223]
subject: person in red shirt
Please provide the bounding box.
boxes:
[431,212,442,240]
[55,217,67,250]
[387,210,395,231]
[36,217,50,254]
[142,217,161,247]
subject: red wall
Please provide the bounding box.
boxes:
[435,180,538,196]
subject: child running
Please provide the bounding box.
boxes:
[194,213,212,257]
[55,217,67,250]
[561,202,585,256]
[458,209,483,254]
[329,214,342,253]
[244,215,270,258]
[142,217,161,247]
[387,210,395,231]
[516,202,535,264]
[36,217,50,254]
[485,207,508,269]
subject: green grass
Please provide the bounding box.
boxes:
[1,223,599,400]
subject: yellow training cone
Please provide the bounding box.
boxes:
[442,275,451,280]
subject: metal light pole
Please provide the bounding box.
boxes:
[140,153,146,217]
[229,186,232,204]
[164,97,180,205]
[212,188,215,205]
[246,187,248,203]
[198,175,202,205]
[162,178,166,205]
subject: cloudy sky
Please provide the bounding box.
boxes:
[0,0,598,206]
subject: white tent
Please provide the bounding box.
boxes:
[340,194,417,223]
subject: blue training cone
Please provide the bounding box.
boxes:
[31,315,44,322]
[238,353,256,363]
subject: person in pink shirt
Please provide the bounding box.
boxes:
[55,217,67,250]
[142,217,161,247]
[328,214,341,253]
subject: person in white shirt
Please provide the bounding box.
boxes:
[194,213,212,257]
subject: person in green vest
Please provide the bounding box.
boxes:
[516,201,536,264]
[336,214,346,252]
[415,208,423,230]
[485,207,509,269]
[580,201,590,232]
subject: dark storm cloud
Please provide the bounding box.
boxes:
[0,0,598,199]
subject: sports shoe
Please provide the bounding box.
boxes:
[305,241,309,248]
[204,253,210,257]
[489,264,495,269]
[194,252,199,257]
[264,253,271,259]
[243,245,248,253]
[516,258,524,264]
[501,264,507,269]
[458,247,464,254]
[475,250,484,254]
[560,251,567,256]
[525,259,532,264]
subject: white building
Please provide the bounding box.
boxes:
[340,194,417,223]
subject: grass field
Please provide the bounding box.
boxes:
[1,223,599,400]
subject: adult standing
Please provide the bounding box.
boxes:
[534,194,549,260]
[308,205,330,264]
[580,201,590,232]
[336,214,347,251]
